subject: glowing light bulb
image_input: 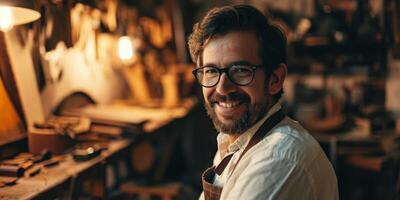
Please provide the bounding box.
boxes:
[118,36,134,61]
[0,6,14,31]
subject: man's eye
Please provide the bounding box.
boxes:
[205,68,218,74]
[231,66,252,75]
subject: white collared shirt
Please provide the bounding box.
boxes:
[200,103,339,200]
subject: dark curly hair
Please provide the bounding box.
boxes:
[188,4,287,99]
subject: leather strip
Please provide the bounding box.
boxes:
[214,109,285,175]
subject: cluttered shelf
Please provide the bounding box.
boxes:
[310,126,399,167]
[62,98,197,133]
[0,98,198,200]
[0,138,132,200]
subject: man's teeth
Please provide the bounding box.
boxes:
[218,102,240,108]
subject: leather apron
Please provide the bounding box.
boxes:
[201,109,285,200]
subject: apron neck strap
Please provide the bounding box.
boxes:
[214,109,285,175]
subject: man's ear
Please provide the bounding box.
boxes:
[267,63,287,95]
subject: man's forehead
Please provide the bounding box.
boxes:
[201,31,261,67]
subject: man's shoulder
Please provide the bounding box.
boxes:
[254,117,326,166]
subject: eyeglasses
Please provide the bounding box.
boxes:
[192,64,260,87]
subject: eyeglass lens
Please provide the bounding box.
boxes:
[195,65,255,87]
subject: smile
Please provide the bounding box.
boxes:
[217,101,241,108]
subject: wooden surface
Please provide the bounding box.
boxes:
[312,126,398,143]
[120,182,181,200]
[0,33,26,147]
[64,98,196,133]
[0,139,132,200]
[0,32,24,125]
[0,75,25,146]
[311,128,397,168]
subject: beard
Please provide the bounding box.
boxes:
[204,92,269,135]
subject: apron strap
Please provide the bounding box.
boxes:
[214,109,285,175]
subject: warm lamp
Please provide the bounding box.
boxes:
[0,3,40,31]
[118,36,135,62]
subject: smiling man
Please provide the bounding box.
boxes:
[188,4,338,200]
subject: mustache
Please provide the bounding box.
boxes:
[209,92,250,105]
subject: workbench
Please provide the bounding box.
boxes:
[0,139,132,200]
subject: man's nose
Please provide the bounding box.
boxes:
[215,73,236,95]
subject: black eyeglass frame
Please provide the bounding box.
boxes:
[192,65,260,88]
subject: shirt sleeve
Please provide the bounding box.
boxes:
[198,191,205,200]
[223,157,315,200]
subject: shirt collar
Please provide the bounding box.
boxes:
[217,102,282,159]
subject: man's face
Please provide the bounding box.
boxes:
[202,31,273,135]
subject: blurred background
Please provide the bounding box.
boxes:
[0,0,400,199]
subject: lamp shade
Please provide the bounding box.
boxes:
[0,1,40,31]
[1,6,40,25]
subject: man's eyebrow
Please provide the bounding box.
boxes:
[227,61,257,66]
[202,63,217,68]
[202,61,259,68]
